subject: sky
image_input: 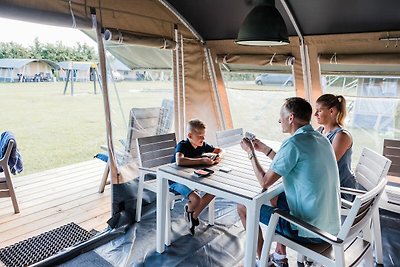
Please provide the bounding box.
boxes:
[0,17,96,48]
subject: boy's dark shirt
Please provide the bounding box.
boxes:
[171,139,215,163]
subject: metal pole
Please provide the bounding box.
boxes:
[174,26,182,140]
[91,7,118,215]
[279,0,312,101]
[63,70,70,95]
[180,34,186,137]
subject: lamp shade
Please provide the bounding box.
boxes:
[236,4,289,46]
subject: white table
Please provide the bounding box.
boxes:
[156,143,284,267]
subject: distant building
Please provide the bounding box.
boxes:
[0,58,59,82]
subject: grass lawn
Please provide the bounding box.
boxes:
[0,81,173,175]
[0,80,393,175]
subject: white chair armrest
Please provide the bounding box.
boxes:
[340,187,367,196]
[272,209,343,244]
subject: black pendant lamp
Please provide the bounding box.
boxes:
[236,0,289,46]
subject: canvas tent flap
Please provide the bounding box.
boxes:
[104,28,177,50]
[319,53,400,65]
[0,0,197,40]
[319,53,400,75]
[0,1,92,29]
[216,54,294,67]
[82,30,173,69]
[174,40,231,143]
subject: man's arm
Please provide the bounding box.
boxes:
[241,138,281,189]
[249,151,281,189]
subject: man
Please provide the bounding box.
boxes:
[238,97,340,267]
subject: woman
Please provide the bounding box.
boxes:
[315,94,358,201]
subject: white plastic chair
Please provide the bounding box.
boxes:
[99,106,173,193]
[341,147,391,264]
[260,178,387,267]
[215,128,243,148]
[135,133,215,245]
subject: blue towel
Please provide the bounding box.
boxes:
[94,153,108,162]
[0,131,24,175]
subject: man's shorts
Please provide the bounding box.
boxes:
[259,192,322,244]
[169,181,193,198]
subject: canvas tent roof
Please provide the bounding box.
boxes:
[108,59,131,71]
[0,58,59,69]
[166,0,400,40]
[1,0,399,41]
[1,1,399,71]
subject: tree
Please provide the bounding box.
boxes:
[0,42,30,59]
[0,39,98,62]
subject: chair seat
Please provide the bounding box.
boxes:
[260,179,386,267]
[289,237,370,266]
[0,177,9,190]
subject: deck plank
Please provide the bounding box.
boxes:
[0,159,113,249]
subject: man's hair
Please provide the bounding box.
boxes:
[284,97,312,123]
[187,119,206,133]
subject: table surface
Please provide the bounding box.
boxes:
[158,144,280,201]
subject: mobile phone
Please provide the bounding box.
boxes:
[219,166,232,173]
[194,168,214,177]
[245,131,256,141]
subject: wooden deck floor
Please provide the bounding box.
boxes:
[0,159,111,250]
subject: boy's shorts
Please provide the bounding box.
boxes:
[259,192,322,244]
[169,181,193,198]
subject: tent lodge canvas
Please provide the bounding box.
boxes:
[0,0,400,266]
[0,58,58,82]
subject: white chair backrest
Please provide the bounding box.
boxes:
[339,178,387,241]
[136,133,177,169]
[383,139,400,177]
[126,107,173,159]
[216,128,243,148]
[354,147,391,191]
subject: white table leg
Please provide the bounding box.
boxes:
[244,202,260,267]
[156,172,168,253]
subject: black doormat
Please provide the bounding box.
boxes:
[0,222,95,267]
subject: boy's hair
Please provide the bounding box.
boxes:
[284,97,312,123]
[187,119,206,133]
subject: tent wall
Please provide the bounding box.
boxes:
[59,69,91,82]
[22,62,52,77]
[173,39,231,143]
[0,62,53,82]
[0,0,195,39]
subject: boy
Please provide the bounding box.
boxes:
[171,119,223,235]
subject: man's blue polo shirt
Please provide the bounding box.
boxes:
[270,124,341,237]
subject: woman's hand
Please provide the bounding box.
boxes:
[240,138,254,153]
[253,139,269,154]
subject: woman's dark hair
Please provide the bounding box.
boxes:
[316,94,347,126]
[284,97,312,123]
